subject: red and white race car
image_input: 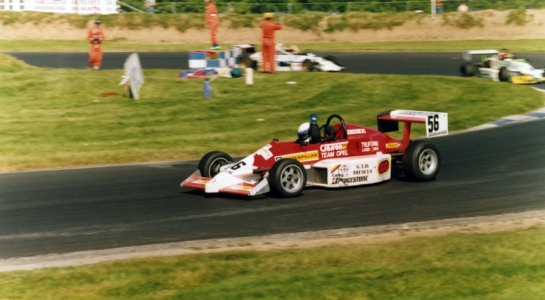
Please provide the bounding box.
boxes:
[181,110,448,198]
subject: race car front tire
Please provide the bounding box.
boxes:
[269,159,307,198]
[302,59,314,72]
[198,151,234,178]
[402,141,441,182]
[499,67,510,82]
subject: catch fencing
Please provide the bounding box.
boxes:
[139,0,545,14]
[1,0,544,15]
[0,0,119,14]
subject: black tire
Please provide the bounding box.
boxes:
[498,67,510,82]
[198,151,233,178]
[460,62,475,77]
[402,141,441,182]
[302,59,314,72]
[269,159,307,198]
[324,55,342,67]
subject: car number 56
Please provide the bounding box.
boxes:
[426,113,448,137]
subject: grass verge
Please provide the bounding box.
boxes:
[0,53,543,172]
[2,39,545,52]
[1,225,545,299]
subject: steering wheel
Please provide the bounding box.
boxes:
[324,114,347,140]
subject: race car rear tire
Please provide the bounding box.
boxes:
[460,63,475,77]
[499,67,510,82]
[402,141,441,182]
[302,59,314,72]
[198,151,233,178]
[269,159,307,198]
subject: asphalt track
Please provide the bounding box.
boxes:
[1,52,545,259]
[6,51,545,77]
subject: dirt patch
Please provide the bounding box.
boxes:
[1,10,544,43]
[1,210,544,272]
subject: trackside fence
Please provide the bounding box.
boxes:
[0,0,119,14]
[129,0,545,14]
[1,0,544,14]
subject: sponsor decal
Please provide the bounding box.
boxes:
[378,159,390,175]
[428,130,448,137]
[361,141,379,153]
[231,184,253,191]
[386,143,400,149]
[333,176,368,185]
[194,179,211,184]
[320,142,348,152]
[331,164,349,178]
[353,163,372,175]
[347,128,366,135]
[320,142,349,158]
[256,144,273,160]
[276,151,319,162]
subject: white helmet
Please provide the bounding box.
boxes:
[298,122,310,142]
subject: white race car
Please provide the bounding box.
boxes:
[460,49,544,84]
[232,44,344,72]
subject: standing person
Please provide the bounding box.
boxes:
[205,0,220,50]
[87,20,105,70]
[145,0,155,14]
[435,0,445,14]
[260,12,282,73]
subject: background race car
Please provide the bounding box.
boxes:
[233,44,344,72]
[460,49,545,84]
[181,110,448,198]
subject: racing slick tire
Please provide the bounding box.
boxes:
[324,55,342,67]
[198,151,234,178]
[302,59,314,72]
[499,67,510,82]
[460,62,475,77]
[269,159,307,198]
[402,141,441,182]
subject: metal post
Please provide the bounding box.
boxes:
[346,2,350,13]
[431,0,436,19]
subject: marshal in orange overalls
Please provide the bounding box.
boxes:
[87,20,106,70]
[260,13,282,73]
[205,0,220,49]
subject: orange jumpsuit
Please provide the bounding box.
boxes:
[261,20,282,73]
[205,2,219,46]
[87,25,105,68]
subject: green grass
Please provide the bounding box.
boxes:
[2,39,545,52]
[1,225,545,299]
[1,53,543,172]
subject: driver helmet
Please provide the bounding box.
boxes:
[298,122,310,142]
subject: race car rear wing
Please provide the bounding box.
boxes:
[462,49,499,61]
[377,110,448,148]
